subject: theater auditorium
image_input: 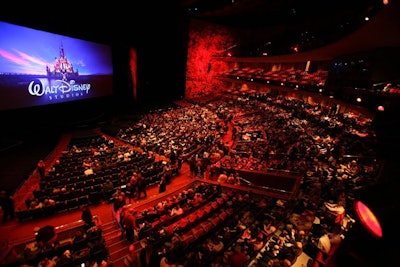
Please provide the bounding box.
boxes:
[1,1,400,267]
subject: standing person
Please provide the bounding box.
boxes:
[125,182,135,204]
[37,159,46,179]
[123,244,140,267]
[189,155,196,178]
[101,179,114,202]
[159,175,167,193]
[163,162,173,184]
[113,192,126,213]
[122,209,139,244]
[203,164,211,180]
[139,239,151,267]
[0,190,15,223]
[81,205,95,230]
[127,172,138,202]
[136,173,147,200]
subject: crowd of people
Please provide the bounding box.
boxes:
[111,94,381,266]
[116,94,380,203]
[2,92,385,267]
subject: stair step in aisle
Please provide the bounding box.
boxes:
[101,220,130,266]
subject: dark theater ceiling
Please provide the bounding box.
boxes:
[0,0,386,46]
[180,0,392,56]
[179,0,383,28]
[0,0,398,61]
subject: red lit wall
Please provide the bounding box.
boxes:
[129,48,137,102]
[185,19,236,98]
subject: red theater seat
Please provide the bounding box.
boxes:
[219,211,228,221]
[204,205,213,214]
[209,216,221,226]
[201,221,213,232]
[192,226,206,239]
[196,209,205,219]
[181,233,195,245]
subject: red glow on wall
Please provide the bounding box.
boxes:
[185,20,236,98]
[354,200,383,238]
[129,48,137,102]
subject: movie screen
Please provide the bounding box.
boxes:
[0,21,114,111]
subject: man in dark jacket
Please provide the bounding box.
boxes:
[136,174,147,200]
[0,190,15,222]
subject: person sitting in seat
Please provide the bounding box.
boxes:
[324,201,345,225]
[225,244,250,267]
[170,204,183,217]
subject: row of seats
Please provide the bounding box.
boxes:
[16,196,91,222]
[16,135,170,221]
[127,181,288,267]
[3,224,109,267]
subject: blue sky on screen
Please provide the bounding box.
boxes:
[0,21,113,75]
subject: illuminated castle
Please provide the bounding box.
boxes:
[46,43,78,80]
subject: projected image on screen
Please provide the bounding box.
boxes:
[0,21,114,111]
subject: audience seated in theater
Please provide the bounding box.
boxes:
[8,96,386,267]
[205,235,224,254]
[38,256,58,267]
[225,244,250,267]
[170,204,183,217]
[251,234,265,252]
[263,224,277,238]
[82,157,93,168]
[48,159,61,174]
[233,171,241,185]
[92,159,103,173]
[192,192,204,206]
[314,226,343,254]
[160,237,186,267]
[226,172,235,184]
[324,201,345,226]
[28,197,42,210]
[217,171,228,183]
[84,165,94,176]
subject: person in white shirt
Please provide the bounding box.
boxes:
[325,201,345,225]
